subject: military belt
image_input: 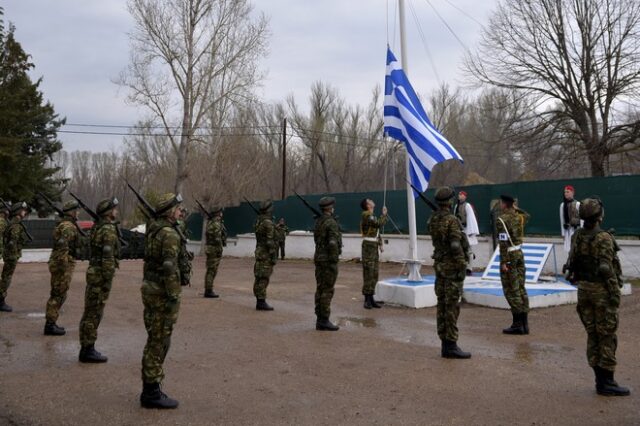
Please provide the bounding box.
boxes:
[507,245,522,252]
[363,237,378,243]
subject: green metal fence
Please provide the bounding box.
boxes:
[186,174,640,239]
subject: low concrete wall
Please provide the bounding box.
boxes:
[222,232,640,278]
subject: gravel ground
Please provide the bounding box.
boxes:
[0,257,638,426]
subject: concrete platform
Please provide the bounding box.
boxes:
[375,276,437,308]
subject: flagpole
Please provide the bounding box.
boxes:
[398,0,421,281]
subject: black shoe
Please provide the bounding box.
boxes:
[44,322,66,336]
[204,289,219,298]
[316,318,340,331]
[140,382,179,409]
[363,295,373,309]
[595,367,630,396]
[441,340,471,359]
[79,345,108,363]
[0,298,12,312]
[371,296,382,309]
[256,299,274,311]
[503,312,526,335]
[522,312,530,335]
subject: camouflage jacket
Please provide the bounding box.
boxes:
[496,207,530,260]
[89,219,120,273]
[428,208,469,266]
[255,214,277,263]
[49,217,80,264]
[314,213,342,263]
[275,224,289,244]
[206,217,227,249]
[0,216,7,257]
[568,226,622,291]
[360,211,387,238]
[143,218,182,299]
[3,217,29,261]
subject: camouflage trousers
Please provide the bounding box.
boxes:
[0,258,18,299]
[361,240,379,295]
[141,284,180,384]
[278,242,286,260]
[577,281,620,372]
[46,260,75,323]
[315,261,338,320]
[204,246,223,291]
[434,263,465,342]
[79,266,114,347]
[499,250,529,314]
[253,259,274,299]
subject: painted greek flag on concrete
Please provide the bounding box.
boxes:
[383,47,463,193]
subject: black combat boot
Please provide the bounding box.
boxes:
[502,312,526,335]
[256,299,274,311]
[0,297,13,312]
[363,295,373,309]
[44,321,66,336]
[522,312,530,335]
[204,289,219,298]
[441,340,472,359]
[78,345,108,363]
[140,382,179,409]
[371,295,382,308]
[595,367,630,397]
[316,317,340,331]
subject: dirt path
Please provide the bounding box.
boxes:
[0,258,638,425]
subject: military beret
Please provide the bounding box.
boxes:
[155,193,183,216]
[500,194,515,203]
[259,200,273,212]
[10,201,28,216]
[579,197,603,220]
[319,196,336,208]
[434,187,455,202]
[96,197,119,216]
[62,200,79,212]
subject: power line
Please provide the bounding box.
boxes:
[63,122,279,131]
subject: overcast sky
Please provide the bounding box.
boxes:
[4,0,498,152]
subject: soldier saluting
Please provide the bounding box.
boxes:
[314,197,341,331]
[0,202,30,312]
[566,198,629,397]
[204,206,226,298]
[359,198,387,309]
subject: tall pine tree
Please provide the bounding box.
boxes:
[0,9,64,206]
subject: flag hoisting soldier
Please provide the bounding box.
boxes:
[177,206,193,287]
[253,200,277,311]
[359,198,387,309]
[565,197,630,397]
[139,193,184,409]
[496,194,531,335]
[78,197,121,363]
[0,202,30,312]
[204,206,226,298]
[429,187,471,359]
[314,197,342,331]
[44,200,81,335]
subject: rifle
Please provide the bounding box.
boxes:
[38,192,87,237]
[242,197,260,215]
[195,199,213,220]
[1,198,34,242]
[68,191,128,247]
[293,191,323,218]
[407,181,438,212]
[124,181,187,242]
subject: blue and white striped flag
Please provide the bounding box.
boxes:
[383,47,463,195]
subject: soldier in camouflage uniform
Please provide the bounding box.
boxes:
[428,187,471,359]
[253,200,277,311]
[204,207,226,298]
[78,198,120,363]
[0,202,8,259]
[0,202,30,312]
[496,194,531,335]
[44,200,81,335]
[177,207,193,287]
[275,218,289,260]
[566,197,630,396]
[314,197,341,331]
[359,198,387,309]
[139,193,183,409]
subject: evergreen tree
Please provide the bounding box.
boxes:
[0,11,64,207]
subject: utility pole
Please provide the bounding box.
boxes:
[281,118,287,200]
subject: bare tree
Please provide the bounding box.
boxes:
[117,0,269,193]
[465,0,640,176]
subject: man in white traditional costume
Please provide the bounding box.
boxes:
[454,191,479,274]
[559,185,582,252]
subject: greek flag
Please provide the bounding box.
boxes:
[383,47,463,194]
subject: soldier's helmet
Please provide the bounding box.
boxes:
[210,206,223,215]
[579,197,603,221]
[259,200,273,213]
[155,193,183,217]
[319,196,336,209]
[10,201,28,216]
[96,197,119,216]
[434,187,455,203]
[62,200,79,213]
